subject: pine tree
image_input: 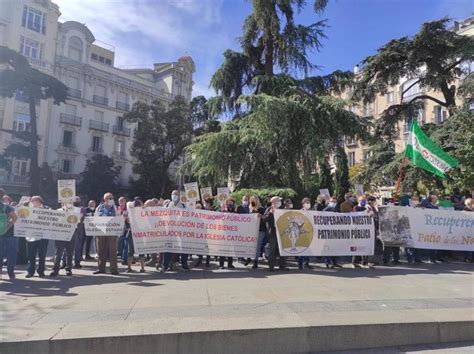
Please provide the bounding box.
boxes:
[334,147,350,204]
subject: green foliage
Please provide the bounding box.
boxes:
[78,154,121,201]
[38,163,59,206]
[124,97,193,198]
[231,187,297,205]
[318,157,333,195]
[334,147,350,202]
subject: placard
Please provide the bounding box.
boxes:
[58,179,76,204]
[217,187,230,206]
[319,189,330,199]
[200,187,213,202]
[84,216,125,237]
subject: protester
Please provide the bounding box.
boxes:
[83,200,96,260]
[420,193,440,264]
[123,200,145,273]
[367,195,384,266]
[219,197,236,269]
[159,190,188,272]
[263,196,289,271]
[249,195,266,269]
[0,190,18,280]
[26,196,49,278]
[93,192,119,275]
[451,188,464,211]
[51,201,80,277]
[237,195,250,214]
[73,196,86,269]
[323,196,342,268]
[399,189,413,207]
[117,196,128,264]
[351,195,370,268]
[196,197,215,267]
[298,197,312,270]
[284,198,293,209]
[340,193,354,213]
[314,195,326,211]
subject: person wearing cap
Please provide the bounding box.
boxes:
[26,196,49,278]
[93,192,119,275]
[0,190,18,280]
[262,196,289,271]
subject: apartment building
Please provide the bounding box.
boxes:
[0,0,195,195]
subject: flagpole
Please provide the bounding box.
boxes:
[395,157,406,197]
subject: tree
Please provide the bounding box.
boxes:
[124,96,193,198]
[188,1,371,193]
[0,46,69,195]
[354,19,474,114]
[318,157,333,196]
[334,147,350,203]
[78,154,121,201]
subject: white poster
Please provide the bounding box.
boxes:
[14,206,80,241]
[319,189,330,199]
[129,207,260,257]
[355,184,364,197]
[84,216,125,237]
[58,179,76,204]
[275,209,375,256]
[18,196,31,206]
[379,206,474,251]
[184,182,199,208]
[200,187,213,203]
[217,187,230,205]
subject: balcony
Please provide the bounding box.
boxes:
[116,101,130,111]
[60,113,82,127]
[15,91,29,103]
[26,57,53,71]
[112,151,127,160]
[345,138,358,147]
[0,174,29,186]
[89,120,109,132]
[112,125,131,137]
[69,88,82,99]
[93,95,108,106]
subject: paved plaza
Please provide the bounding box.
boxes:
[1,259,473,353]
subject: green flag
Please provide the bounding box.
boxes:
[405,120,459,178]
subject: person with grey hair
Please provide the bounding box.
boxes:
[26,196,49,278]
[262,196,289,271]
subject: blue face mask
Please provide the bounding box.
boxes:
[227,204,235,211]
[360,200,366,207]
[242,201,249,207]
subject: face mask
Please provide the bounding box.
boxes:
[227,204,235,211]
[242,201,248,207]
[107,199,115,207]
[303,203,311,210]
[275,201,282,209]
[360,201,366,207]
[172,195,179,202]
[250,201,256,207]
[288,204,293,209]
[90,207,96,211]
[329,202,337,208]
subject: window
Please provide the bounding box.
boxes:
[434,105,448,125]
[20,36,40,59]
[13,160,28,176]
[22,6,45,34]
[94,110,104,122]
[95,85,106,97]
[98,56,105,63]
[117,116,125,130]
[62,131,73,147]
[401,79,421,99]
[363,150,371,162]
[118,92,128,103]
[91,53,98,60]
[115,140,125,154]
[346,136,357,146]
[363,103,373,116]
[65,104,77,116]
[92,136,102,152]
[62,159,72,173]
[105,58,112,65]
[387,91,394,103]
[68,36,83,62]
[348,152,356,167]
[13,113,31,132]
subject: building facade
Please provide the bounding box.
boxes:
[0,0,195,195]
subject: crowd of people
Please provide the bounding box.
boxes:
[0,186,472,281]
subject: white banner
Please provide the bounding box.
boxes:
[14,206,80,241]
[275,209,375,256]
[58,179,76,204]
[84,216,125,237]
[379,206,474,251]
[129,207,260,257]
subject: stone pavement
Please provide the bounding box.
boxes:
[0,259,473,353]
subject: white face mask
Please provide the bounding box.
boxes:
[288,204,293,209]
[172,195,179,202]
[274,201,281,209]
[329,202,337,208]
[107,199,115,207]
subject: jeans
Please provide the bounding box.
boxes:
[27,239,49,275]
[73,224,85,265]
[255,231,266,260]
[0,237,18,274]
[117,234,126,258]
[162,253,188,270]
[53,237,75,272]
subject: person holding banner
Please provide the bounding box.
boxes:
[0,190,18,280]
[298,198,313,270]
[219,198,236,270]
[93,193,119,275]
[463,198,473,263]
[83,200,97,260]
[196,197,214,267]
[420,193,440,264]
[351,196,371,269]
[323,196,343,269]
[249,195,266,269]
[263,196,289,272]
[50,202,79,277]
[159,190,189,272]
[123,200,145,273]
[25,196,49,278]
[73,197,86,269]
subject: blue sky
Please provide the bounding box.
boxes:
[54,0,473,98]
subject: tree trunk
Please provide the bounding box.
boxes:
[439,81,456,112]
[28,96,40,195]
[264,32,274,76]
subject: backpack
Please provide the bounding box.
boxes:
[0,204,9,236]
